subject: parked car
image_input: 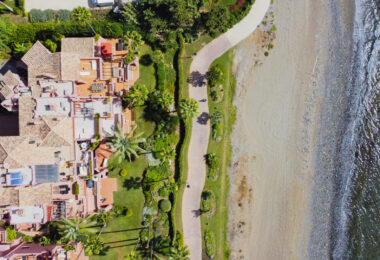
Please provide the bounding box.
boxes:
[92,0,115,7]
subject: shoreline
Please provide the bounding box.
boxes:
[227,0,355,258]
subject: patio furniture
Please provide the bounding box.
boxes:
[90,83,106,93]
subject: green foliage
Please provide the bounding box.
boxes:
[210,111,223,141]
[119,168,128,177]
[6,226,17,242]
[72,6,91,22]
[57,9,71,21]
[206,65,224,87]
[204,6,230,37]
[151,49,163,64]
[149,91,174,112]
[43,39,57,52]
[29,9,55,23]
[12,42,31,59]
[124,83,149,107]
[0,16,15,60]
[74,183,79,195]
[120,2,138,27]
[124,30,144,53]
[156,146,176,163]
[178,98,199,121]
[84,236,107,256]
[176,33,185,89]
[94,33,100,42]
[200,190,214,213]
[124,52,136,64]
[212,123,222,142]
[21,235,34,242]
[156,61,166,91]
[56,215,98,242]
[107,125,146,162]
[125,208,133,217]
[138,0,202,38]
[159,199,172,212]
[38,236,51,246]
[90,141,100,151]
[206,153,218,170]
[210,111,223,125]
[204,230,216,258]
[91,20,123,38]
[210,88,220,102]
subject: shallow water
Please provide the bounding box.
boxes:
[333,0,380,258]
[309,0,380,258]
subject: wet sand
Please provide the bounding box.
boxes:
[228,1,331,259]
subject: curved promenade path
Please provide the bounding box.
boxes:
[182,1,271,259]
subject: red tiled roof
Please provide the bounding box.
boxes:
[46,205,52,222]
[101,43,112,57]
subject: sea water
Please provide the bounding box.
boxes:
[333,0,380,258]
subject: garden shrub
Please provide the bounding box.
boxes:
[57,9,71,21]
[74,183,79,195]
[91,20,123,38]
[206,65,224,87]
[159,185,170,197]
[206,153,218,170]
[21,235,34,242]
[204,230,216,259]
[43,39,57,52]
[119,168,128,177]
[156,61,166,91]
[159,199,171,212]
[200,190,213,213]
[6,227,17,242]
[212,123,222,141]
[29,9,55,23]
[17,0,25,11]
[125,208,133,217]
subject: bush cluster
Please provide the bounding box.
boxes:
[156,62,166,91]
[204,230,216,259]
[29,9,55,23]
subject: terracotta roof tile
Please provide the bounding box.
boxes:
[61,37,94,58]
[100,178,117,207]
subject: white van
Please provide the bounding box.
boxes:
[92,0,115,7]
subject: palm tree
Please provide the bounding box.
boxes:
[56,215,98,242]
[107,125,146,162]
[168,245,190,260]
[178,98,199,121]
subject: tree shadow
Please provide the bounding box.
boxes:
[197,112,209,125]
[104,238,138,244]
[108,243,137,248]
[192,209,201,217]
[123,177,142,190]
[101,227,146,234]
[190,71,206,87]
[140,54,153,66]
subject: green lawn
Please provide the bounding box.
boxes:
[91,109,155,259]
[135,44,156,91]
[201,50,236,259]
[92,156,147,260]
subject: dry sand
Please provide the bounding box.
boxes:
[228,1,330,259]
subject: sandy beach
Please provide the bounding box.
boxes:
[227,1,335,259]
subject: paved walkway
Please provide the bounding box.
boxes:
[181,1,271,259]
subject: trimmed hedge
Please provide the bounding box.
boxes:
[159,199,172,212]
[10,19,124,46]
[57,9,71,21]
[29,9,55,23]
[74,183,79,195]
[156,61,166,91]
